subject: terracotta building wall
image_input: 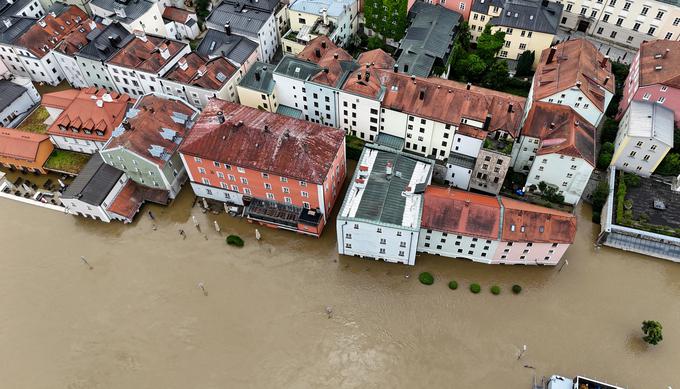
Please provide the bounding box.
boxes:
[0,140,54,174]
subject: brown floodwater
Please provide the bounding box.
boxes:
[1,175,679,388]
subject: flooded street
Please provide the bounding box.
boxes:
[1,184,679,388]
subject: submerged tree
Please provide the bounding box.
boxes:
[641,320,663,345]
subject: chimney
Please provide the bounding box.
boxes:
[600,55,609,68]
[333,52,338,59]
[197,65,207,77]
[483,114,492,131]
[549,122,555,130]
[546,46,556,64]
[225,22,231,35]
[466,82,471,90]
[88,20,97,30]
[541,0,548,6]
[418,89,425,100]
[508,103,513,113]
[365,71,370,82]
[604,75,610,85]
[315,48,321,58]
[575,120,580,127]
[386,161,393,176]
[664,48,670,58]
[322,8,328,25]
[575,80,582,88]
[178,57,188,70]
[404,63,409,73]
[357,72,362,81]
[321,40,327,49]
[393,63,398,73]
[159,43,170,60]
[255,71,261,81]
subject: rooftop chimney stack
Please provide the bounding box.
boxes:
[664,48,670,58]
[225,22,231,35]
[483,114,492,131]
[217,111,225,124]
[466,82,471,90]
[549,122,555,130]
[404,64,409,73]
[254,71,261,82]
[604,75,610,85]
[322,8,328,25]
[418,89,425,100]
[600,55,609,68]
[508,103,513,113]
[547,46,557,64]
[315,48,321,58]
[393,63,398,73]
[575,80,582,88]
[333,52,338,59]
[321,40,327,49]
[365,71,370,82]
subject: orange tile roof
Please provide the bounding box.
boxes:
[164,52,237,90]
[499,197,576,244]
[0,128,51,162]
[162,6,193,23]
[421,186,501,240]
[374,70,526,136]
[15,6,91,58]
[180,99,346,184]
[637,40,680,89]
[107,34,187,73]
[104,94,197,166]
[357,49,395,69]
[521,101,596,166]
[343,63,384,99]
[533,39,615,111]
[106,180,143,220]
[297,36,338,64]
[45,87,132,143]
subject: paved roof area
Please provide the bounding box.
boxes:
[238,61,275,93]
[421,186,501,239]
[533,39,615,111]
[376,70,526,135]
[104,94,198,166]
[180,99,345,184]
[483,0,562,35]
[0,80,27,112]
[624,100,674,147]
[15,5,92,58]
[107,33,187,73]
[0,127,50,162]
[75,22,132,61]
[288,0,354,17]
[0,17,35,45]
[521,101,596,166]
[396,2,460,77]
[340,144,433,228]
[90,0,155,24]
[637,40,680,89]
[195,29,258,65]
[623,175,680,231]
[162,6,193,23]
[45,87,132,143]
[164,52,237,90]
[62,153,123,206]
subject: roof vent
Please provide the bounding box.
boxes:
[217,111,225,123]
[549,122,555,129]
[466,82,471,90]
[664,48,670,58]
[655,65,663,71]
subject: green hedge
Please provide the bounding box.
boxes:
[226,235,244,247]
[470,283,481,294]
[512,285,522,294]
[419,272,434,285]
[490,285,501,295]
[448,280,458,290]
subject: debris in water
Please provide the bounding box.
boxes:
[179,229,186,239]
[152,224,157,231]
[214,220,220,232]
[148,211,155,220]
[198,282,208,296]
[80,256,93,270]
[255,229,261,241]
[404,274,410,279]
[325,306,333,319]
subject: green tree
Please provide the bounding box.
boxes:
[364,0,408,40]
[459,54,487,82]
[195,0,211,24]
[483,60,510,89]
[515,50,535,77]
[600,118,620,144]
[367,35,386,50]
[591,181,609,223]
[597,142,614,169]
[476,25,506,65]
[457,21,472,50]
[641,320,663,345]
[656,152,680,176]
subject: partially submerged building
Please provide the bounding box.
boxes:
[0,127,53,173]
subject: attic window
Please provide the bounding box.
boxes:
[539,226,545,233]
[391,85,398,91]
[530,15,534,20]
[510,224,516,232]
[520,226,526,232]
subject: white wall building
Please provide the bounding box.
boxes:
[0,76,40,127]
[89,0,169,38]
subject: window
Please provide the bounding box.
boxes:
[602,14,610,23]
[264,183,272,189]
[674,18,680,27]
[633,22,640,32]
[241,177,248,184]
[500,51,508,58]
[643,93,651,100]
[301,191,309,198]
[610,31,617,38]
[641,6,649,16]
[198,167,206,174]
[616,17,623,26]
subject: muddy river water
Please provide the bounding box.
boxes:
[1,180,679,388]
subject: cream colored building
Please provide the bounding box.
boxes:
[236,62,279,113]
[469,0,563,68]
[282,0,359,55]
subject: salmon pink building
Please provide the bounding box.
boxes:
[418,186,576,265]
[618,40,680,127]
[179,100,347,237]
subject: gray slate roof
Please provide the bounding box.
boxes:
[0,0,37,19]
[0,16,35,44]
[76,22,133,61]
[62,153,124,206]
[474,0,563,35]
[239,61,275,93]
[375,133,405,151]
[0,79,27,112]
[91,0,155,24]
[273,55,320,80]
[275,104,303,118]
[396,2,461,77]
[195,29,258,65]
[206,0,278,36]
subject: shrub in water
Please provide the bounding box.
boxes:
[226,235,244,247]
[512,284,522,294]
[470,283,481,294]
[490,285,501,295]
[448,280,458,290]
[419,272,434,285]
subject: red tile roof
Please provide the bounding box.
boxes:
[357,49,395,69]
[421,186,577,244]
[106,180,143,220]
[56,20,103,56]
[421,186,501,240]
[298,36,338,63]
[521,101,596,166]
[162,6,193,23]
[297,36,353,87]
[374,70,526,136]
[104,94,198,166]
[45,88,132,143]
[180,99,346,184]
[15,6,92,58]
[0,128,51,162]
[164,52,237,90]
[343,64,383,99]
[499,197,576,244]
[533,39,615,111]
[107,33,187,73]
[637,40,680,89]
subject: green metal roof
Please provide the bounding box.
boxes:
[375,133,405,151]
[275,104,303,119]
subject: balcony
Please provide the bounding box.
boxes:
[245,198,321,229]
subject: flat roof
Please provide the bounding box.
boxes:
[339,144,434,229]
